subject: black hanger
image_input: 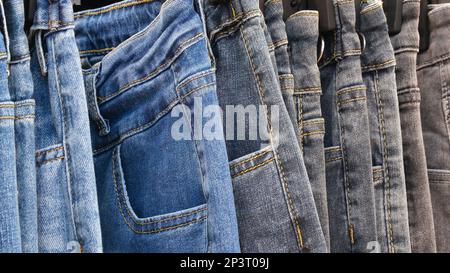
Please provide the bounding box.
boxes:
[419,0,450,52]
[282,0,402,34]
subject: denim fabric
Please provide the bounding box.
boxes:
[286,10,330,250]
[417,3,450,253]
[4,0,38,253]
[75,0,240,253]
[319,0,378,253]
[359,0,411,253]
[0,0,21,253]
[390,0,436,253]
[204,0,326,253]
[263,0,298,134]
[31,0,102,253]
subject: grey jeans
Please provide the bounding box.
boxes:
[417,3,450,253]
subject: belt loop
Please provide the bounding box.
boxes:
[84,68,110,136]
[35,30,47,76]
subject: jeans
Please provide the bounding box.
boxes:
[390,0,436,253]
[417,3,450,253]
[0,0,21,253]
[75,0,240,253]
[204,0,326,253]
[359,0,411,253]
[286,10,330,250]
[319,0,378,253]
[4,0,38,253]
[31,0,102,253]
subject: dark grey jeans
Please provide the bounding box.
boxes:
[359,0,411,253]
[390,0,436,253]
[417,3,450,253]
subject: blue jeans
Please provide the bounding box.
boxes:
[204,0,326,252]
[4,0,38,253]
[75,0,240,253]
[0,0,21,253]
[31,0,102,253]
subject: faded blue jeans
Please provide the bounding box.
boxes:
[75,0,240,252]
[4,0,38,253]
[0,0,21,253]
[31,0,102,253]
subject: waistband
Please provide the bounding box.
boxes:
[286,11,322,92]
[203,0,263,43]
[319,0,362,68]
[359,0,396,72]
[31,0,75,31]
[4,0,30,62]
[389,0,420,54]
[417,4,450,70]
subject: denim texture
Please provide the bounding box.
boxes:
[204,0,326,252]
[4,0,38,253]
[75,0,240,253]
[417,3,450,253]
[390,0,436,253]
[31,0,102,253]
[319,0,378,253]
[286,10,330,250]
[0,0,21,253]
[359,0,411,253]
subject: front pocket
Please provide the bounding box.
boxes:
[112,144,208,234]
[428,169,450,252]
[229,146,299,253]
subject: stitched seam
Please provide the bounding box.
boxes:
[303,119,324,126]
[230,150,271,169]
[301,130,324,137]
[417,53,450,70]
[0,115,35,120]
[279,74,294,79]
[232,158,275,178]
[325,147,342,153]
[97,33,204,103]
[35,146,64,156]
[336,86,366,95]
[36,156,65,166]
[361,59,396,70]
[210,10,261,36]
[374,71,395,252]
[325,157,343,163]
[74,0,156,19]
[295,87,322,92]
[272,39,288,49]
[299,98,304,150]
[337,97,367,106]
[360,3,382,15]
[79,47,114,55]
[0,103,35,108]
[288,11,319,19]
[176,70,215,92]
[240,27,305,249]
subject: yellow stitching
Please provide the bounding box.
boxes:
[232,158,275,178]
[279,74,294,80]
[348,225,355,245]
[79,47,115,55]
[360,3,383,15]
[361,59,396,70]
[74,0,156,19]
[35,146,64,156]
[37,156,65,166]
[97,33,204,102]
[210,10,261,36]
[272,39,288,48]
[289,11,319,19]
[303,119,324,126]
[0,103,35,108]
[325,147,342,153]
[15,115,35,120]
[240,27,305,249]
[337,97,367,105]
[295,87,322,92]
[0,115,35,120]
[325,157,343,163]
[300,130,325,137]
[180,82,216,101]
[176,70,215,93]
[337,86,367,95]
[230,150,272,169]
